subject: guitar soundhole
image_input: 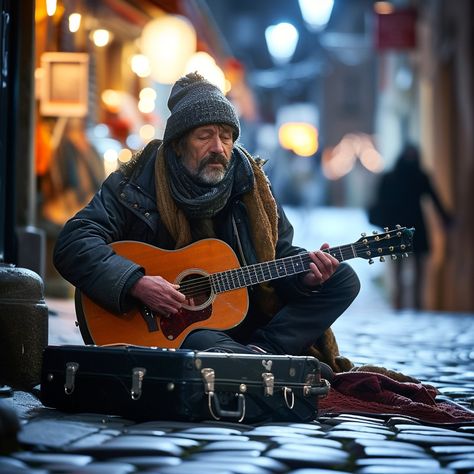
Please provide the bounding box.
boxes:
[178,271,213,311]
[159,270,214,341]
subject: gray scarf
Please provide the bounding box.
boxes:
[164,146,251,220]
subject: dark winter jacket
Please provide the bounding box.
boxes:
[53,140,312,327]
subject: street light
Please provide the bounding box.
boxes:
[265,22,299,65]
[298,0,334,31]
[141,15,197,84]
[185,52,226,92]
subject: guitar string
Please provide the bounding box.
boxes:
[177,239,408,296]
[177,239,408,298]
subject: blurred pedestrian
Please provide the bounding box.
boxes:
[369,144,452,310]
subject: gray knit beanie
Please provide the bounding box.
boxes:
[163,72,240,145]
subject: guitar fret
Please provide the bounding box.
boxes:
[338,246,344,261]
[227,270,235,290]
[243,267,253,286]
[350,244,356,259]
[253,264,263,283]
[226,270,235,290]
[218,273,225,293]
[344,245,354,260]
[264,262,273,280]
[224,271,232,291]
[209,275,217,294]
[259,265,266,282]
[232,269,240,289]
[300,253,308,271]
[270,261,279,279]
[213,274,221,293]
[215,273,223,293]
[292,256,302,273]
[236,269,245,288]
[251,266,259,284]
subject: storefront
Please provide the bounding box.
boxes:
[3,0,249,295]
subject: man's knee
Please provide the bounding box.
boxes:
[181,329,222,350]
[327,263,360,301]
[341,264,361,301]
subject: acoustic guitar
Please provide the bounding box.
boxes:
[77,226,414,348]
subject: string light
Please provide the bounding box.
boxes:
[68,13,81,33]
[46,0,57,17]
[322,133,384,180]
[91,29,112,48]
[131,54,151,78]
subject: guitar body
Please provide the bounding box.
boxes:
[79,239,249,348]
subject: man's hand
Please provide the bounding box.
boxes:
[130,276,186,316]
[301,243,339,288]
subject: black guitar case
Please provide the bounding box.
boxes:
[40,344,330,423]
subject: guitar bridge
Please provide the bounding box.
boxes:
[140,305,159,332]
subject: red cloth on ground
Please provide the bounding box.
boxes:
[319,371,474,424]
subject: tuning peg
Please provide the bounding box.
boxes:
[372,230,379,235]
[368,258,374,265]
[402,253,409,258]
[379,256,385,262]
[396,224,401,229]
[361,232,366,237]
[384,227,389,232]
[391,254,398,260]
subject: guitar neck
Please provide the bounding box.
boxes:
[211,244,356,294]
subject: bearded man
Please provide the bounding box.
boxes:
[54,73,360,365]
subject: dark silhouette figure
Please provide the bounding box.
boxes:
[370,144,452,310]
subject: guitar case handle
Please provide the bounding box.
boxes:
[207,392,246,422]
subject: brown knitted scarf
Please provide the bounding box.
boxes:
[154,144,350,372]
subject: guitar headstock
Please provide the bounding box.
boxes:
[355,226,415,264]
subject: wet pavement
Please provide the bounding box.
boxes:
[2,207,474,473]
[2,298,474,473]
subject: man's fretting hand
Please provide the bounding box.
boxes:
[130,276,186,316]
[301,243,339,288]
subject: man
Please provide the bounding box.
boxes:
[54,72,360,361]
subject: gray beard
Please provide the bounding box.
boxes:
[192,153,229,185]
[195,165,227,185]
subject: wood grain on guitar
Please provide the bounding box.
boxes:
[78,226,414,348]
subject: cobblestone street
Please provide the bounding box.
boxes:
[2,208,474,473]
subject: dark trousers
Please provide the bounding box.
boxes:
[181,263,360,355]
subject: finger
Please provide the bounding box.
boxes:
[316,250,338,268]
[310,250,332,271]
[308,261,323,280]
[310,252,337,282]
[315,248,339,268]
[160,300,182,314]
[172,289,187,302]
[167,283,186,302]
[317,243,339,266]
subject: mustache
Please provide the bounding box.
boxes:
[197,153,229,173]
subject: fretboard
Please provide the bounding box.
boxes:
[210,244,358,294]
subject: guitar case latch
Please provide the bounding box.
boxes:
[201,367,215,394]
[262,372,274,396]
[64,362,79,395]
[131,367,147,400]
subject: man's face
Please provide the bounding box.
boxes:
[177,124,234,185]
